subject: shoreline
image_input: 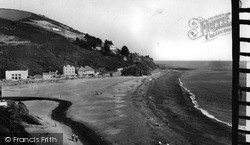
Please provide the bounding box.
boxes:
[146,70,232,145]
[179,74,246,130]
[179,74,233,126]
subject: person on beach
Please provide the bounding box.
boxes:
[75,135,78,142]
[71,134,75,141]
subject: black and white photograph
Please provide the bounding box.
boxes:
[0,0,246,145]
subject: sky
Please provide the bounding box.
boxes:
[0,0,232,60]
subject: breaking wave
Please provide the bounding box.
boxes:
[178,75,246,130]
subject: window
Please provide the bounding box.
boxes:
[12,77,14,79]
[12,74,14,76]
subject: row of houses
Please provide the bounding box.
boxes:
[5,65,96,81]
[63,65,95,78]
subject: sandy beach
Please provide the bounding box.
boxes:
[3,74,161,144]
[23,100,83,145]
[2,70,234,145]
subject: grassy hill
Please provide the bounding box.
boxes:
[0,9,157,78]
[0,9,31,21]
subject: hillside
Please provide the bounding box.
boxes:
[0,100,41,145]
[0,8,157,78]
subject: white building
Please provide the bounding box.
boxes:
[5,70,28,81]
[42,73,52,80]
[77,66,95,77]
[63,65,75,77]
[123,57,127,61]
[110,46,119,54]
[42,71,58,80]
[95,46,102,51]
[117,68,123,72]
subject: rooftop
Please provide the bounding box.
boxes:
[78,66,94,71]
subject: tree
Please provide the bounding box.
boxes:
[74,37,81,45]
[103,40,113,47]
[102,40,113,55]
[84,33,102,49]
[121,45,130,56]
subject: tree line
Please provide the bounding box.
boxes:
[73,34,130,57]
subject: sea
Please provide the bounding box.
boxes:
[155,61,246,128]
